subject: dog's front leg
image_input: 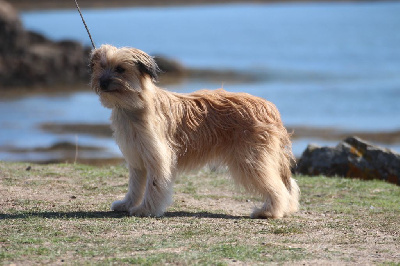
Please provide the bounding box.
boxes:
[128,170,174,217]
[111,166,147,212]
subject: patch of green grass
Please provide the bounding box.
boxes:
[209,243,264,262]
[380,262,400,266]
[299,175,400,211]
[271,224,303,235]
[181,180,197,194]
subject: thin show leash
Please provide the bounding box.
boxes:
[74,0,96,49]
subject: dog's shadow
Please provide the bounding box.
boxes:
[0,211,245,220]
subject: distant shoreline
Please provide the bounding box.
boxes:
[2,123,399,165]
[13,0,372,11]
[39,122,400,145]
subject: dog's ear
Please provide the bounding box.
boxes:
[138,61,159,82]
[130,48,160,82]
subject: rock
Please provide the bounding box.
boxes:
[0,0,26,54]
[296,136,400,185]
[154,55,186,76]
[0,0,90,88]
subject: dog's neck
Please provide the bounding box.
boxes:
[117,107,144,123]
[112,78,161,124]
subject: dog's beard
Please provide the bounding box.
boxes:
[92,75,143,110]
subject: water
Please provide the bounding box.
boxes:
[1,1,400,162]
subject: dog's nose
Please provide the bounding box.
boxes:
[100,76,111,91]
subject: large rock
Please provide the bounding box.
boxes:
[0,0,90,87]
[0,0,26,53]
[296,136,400,185]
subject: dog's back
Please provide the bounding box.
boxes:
[159,89,294,193]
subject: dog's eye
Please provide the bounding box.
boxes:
[115,66,125,74]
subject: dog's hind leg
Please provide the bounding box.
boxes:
[287,177,300,214]
[250,175,291,219]
[228,145,291,219]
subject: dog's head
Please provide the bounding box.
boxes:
[90,44,159,109]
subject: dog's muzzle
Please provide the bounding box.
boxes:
[99,74,113,92]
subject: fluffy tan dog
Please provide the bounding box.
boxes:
[90,44,299,218]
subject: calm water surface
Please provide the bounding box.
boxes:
[1,2,399,161]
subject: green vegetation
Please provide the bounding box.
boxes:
[1,162,399,265]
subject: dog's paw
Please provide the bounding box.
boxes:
[128,206,151,217]
[251,209,272,219]
[111,199,130,212]
[128,205,164,217]
[251,207,283,219]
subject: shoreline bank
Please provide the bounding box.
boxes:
[13,0,369,11]
[37,123,400,145]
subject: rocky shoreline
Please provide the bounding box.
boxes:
[0,0,258,93]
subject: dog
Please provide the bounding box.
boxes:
[90,44,300,218]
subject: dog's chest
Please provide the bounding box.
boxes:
[110,110,143,163]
